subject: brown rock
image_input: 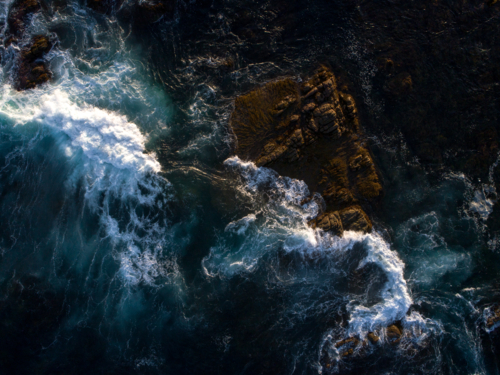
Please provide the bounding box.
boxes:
[367,332,380,344]
[7,0,41,38]
[349,153,371,171]
[301,83,313,93]
[275,95,296,110]
[17,36,53,90]
[335,337,359,348]
[324,187,355,207]
[384,72,413,96]
[386,324,402,344]
[308,118,319,132]
[304,86,319,98]
[340,92,357,119]
[302,102,316,113]
[313,103,334,117]
[312,211,343,236]
[339,206,372,233]
[335,336,359,358]
[342,348,354,357]
[229,67,382,238]
[486,305,500,330]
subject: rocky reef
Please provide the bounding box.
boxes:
[3,0,52,90]
[485,304,500,331]
[229,67,382,236]
[16,35,52,90]
[6,0,41,40]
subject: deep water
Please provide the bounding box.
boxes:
[1,0,500,374]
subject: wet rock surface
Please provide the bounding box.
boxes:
[6,0,42,39]
[3,0,53,90]
[16,35,52,90]
[486,304,500,330]
[229,67,382,235]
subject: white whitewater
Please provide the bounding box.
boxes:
[0,45,175,288]
[206,156,420,336]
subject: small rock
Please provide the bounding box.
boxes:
[275,95,296,110]
[304,86,318,98]
[386,324,402,345]
[302,102,316,112]
[321,123,340,135]
[486,305,500,330]
[339,206,372,233]
[335,337,359,348]
[286,129,304,147]
[317,110,337,125]
[342,348,354,357]
[367,332,379,344]
[340,93,357,118]
[302,83,313,93]
[312,211,343,236]
[384,72,413,96]
[349,154,371,171]
[313,103,334,117]
[308,118,319,132]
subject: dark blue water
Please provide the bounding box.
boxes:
[1,0,500,374]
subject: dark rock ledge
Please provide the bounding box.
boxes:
[3,0,53,90]
[229,66,382,236]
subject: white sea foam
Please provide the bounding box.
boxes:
[225,214,257,235]
[34,90,160,171]
[483,306,500,334]
[0,61,175,288]
[469,187,495,220]
[0,1,15,34]
[341,231,412,334]
[211,157,417,335]
[224,156,313,208]
[468,153,500,221]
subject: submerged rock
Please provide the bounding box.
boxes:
[229,67,382,236]
[6,0,42,39]
[383,72,413,96]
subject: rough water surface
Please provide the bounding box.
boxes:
[0,0,500,374]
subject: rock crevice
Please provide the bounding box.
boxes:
[229,67,382,235]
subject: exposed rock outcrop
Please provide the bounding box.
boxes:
[6,0,42,40]
[386,323,403,344]
[17,35,52,90]
[229,67,382,235]
[485,304,500,331]
[4,0,53,90]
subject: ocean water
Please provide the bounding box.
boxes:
[0,0,500,374]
